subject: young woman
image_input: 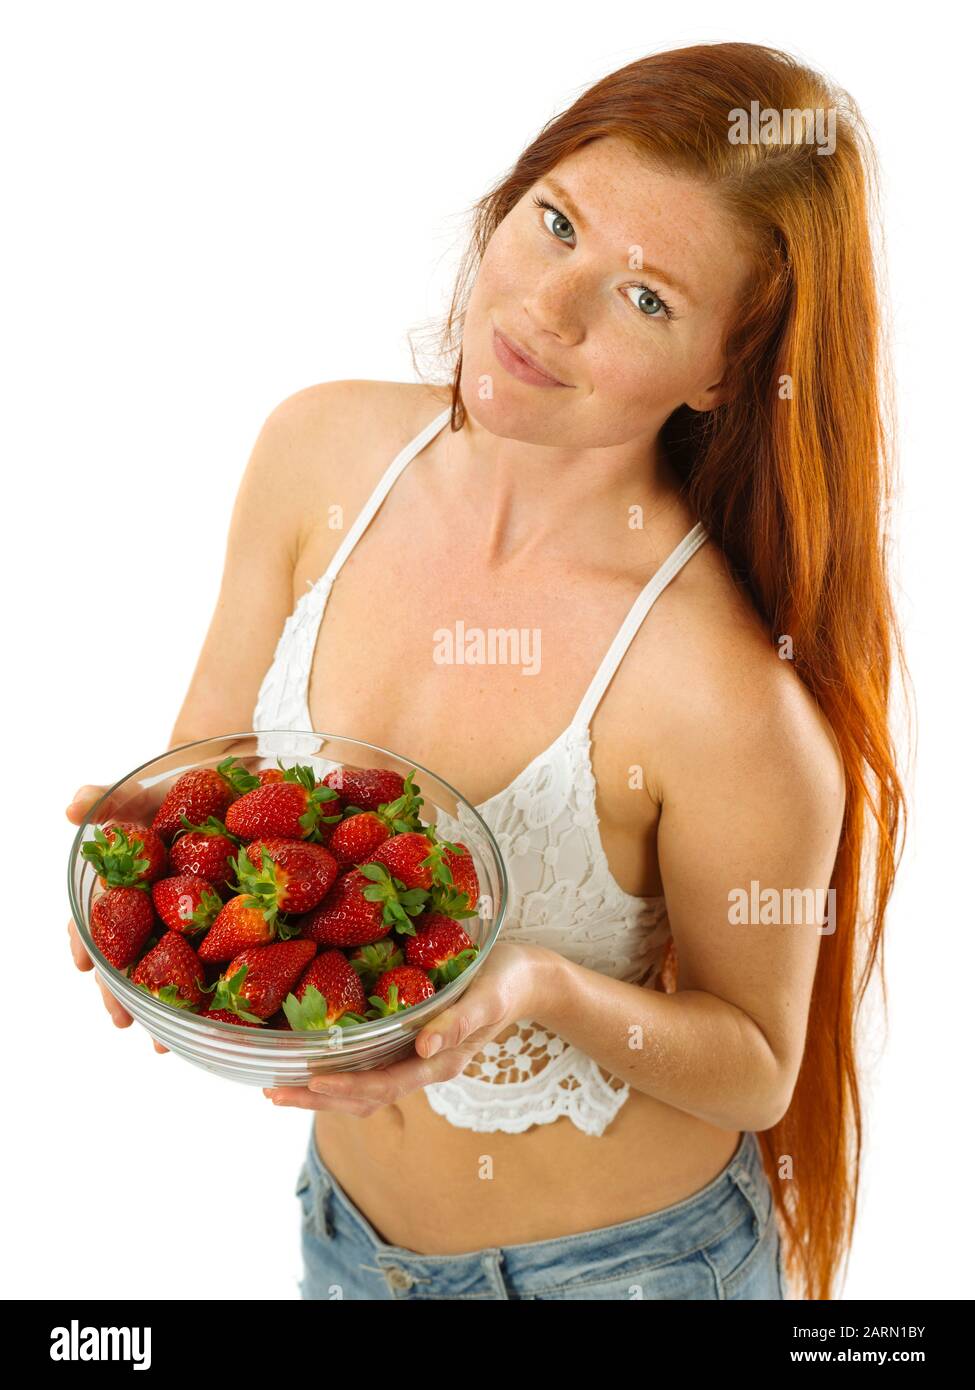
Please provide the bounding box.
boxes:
[66,40,906,1301]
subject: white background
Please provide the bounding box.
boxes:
[2,0,971,1300]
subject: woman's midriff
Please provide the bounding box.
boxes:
[313,1079,742,1254]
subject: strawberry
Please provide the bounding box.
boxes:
[347,937,404,992]
[323,765,410,813]
[404,914,478,986]
[283,950,369,1030]
[151,875,223,935]
[428,841,480,918]
[151,757,260,843]
[132,930,206,1008]
[298,871,390,948]
[327,812,392,866]
[368,829,464,891]
[89,886,156,969]
[300,864,428,946]
[224,763,341,843]
[169,815,240,888]
[327,771,425,865]
[242,837,338,913]
[369,965,435,1016]
[198,1008,263,1028]
[258,768,286,785]
[81,821,168,889]
[205,939,317,1021]
[197,891,279,962]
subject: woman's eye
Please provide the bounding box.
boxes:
[624,285,668,318]
[533,196,574,241]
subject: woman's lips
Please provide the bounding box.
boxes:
[492,327,570,388]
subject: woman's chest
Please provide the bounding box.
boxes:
[292,518,668,900]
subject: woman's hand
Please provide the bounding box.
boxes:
[66,783,169,1054]
[263,941,554,1115]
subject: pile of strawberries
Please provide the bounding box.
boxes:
[80,755,481,1032]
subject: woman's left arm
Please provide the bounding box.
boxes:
[527,664,847,1133]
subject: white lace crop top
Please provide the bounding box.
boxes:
[252,403,709,1136]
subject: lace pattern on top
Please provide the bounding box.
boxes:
[423,735,671,1135]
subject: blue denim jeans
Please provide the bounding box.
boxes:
[295,1123,790,1300]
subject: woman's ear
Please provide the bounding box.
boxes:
[685,374,733,412]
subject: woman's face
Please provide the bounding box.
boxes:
[460,136,756,449]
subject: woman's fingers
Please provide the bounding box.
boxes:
[263,1086,375,1115]
[67,918,93,971]
[70,908,166,1046]
[65,785,111,824]
[65,782,159,826]
[68,916,132,1022]
[93,972,133,1027]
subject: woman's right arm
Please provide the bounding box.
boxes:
[65,380,358,1038]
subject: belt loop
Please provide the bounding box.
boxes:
[730,1160,770,1238]
[481,1248,510,1300]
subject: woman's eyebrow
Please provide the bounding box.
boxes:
[542,176,695,306]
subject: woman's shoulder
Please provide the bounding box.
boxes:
[273,377,450,471]
[623,532,845,807]
[268,379,452,594]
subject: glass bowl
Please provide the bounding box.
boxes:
[67,730,508,1087]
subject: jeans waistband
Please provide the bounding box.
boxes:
[301,1122,772,1284]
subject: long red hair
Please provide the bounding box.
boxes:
[413,41,911,1301]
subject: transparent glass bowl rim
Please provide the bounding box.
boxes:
[67,729,509,1046]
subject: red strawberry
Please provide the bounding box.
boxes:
[224,763,341,843]
[369,965,435,1016]
[169,816,240,889]
[197,893,278,962]
[328,812,392,866]
[151,875,223,935]
[89,886,155,969]
[132,931,206,1008]
[300,864,428,947]
[323,765,408,812]
[283,950,369,1030]
[299,871,389,948]
[151,757,260,843]
[206,939,317,1021]
[428,841,480,918]
[368,831,441,890]
[405,914,478,986]
[242,837,338,913]
[258,767,287,785]
[81,821,168,889]
[198,1008,263,1028]
[347,937,404,992]
[321,770,424,865]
